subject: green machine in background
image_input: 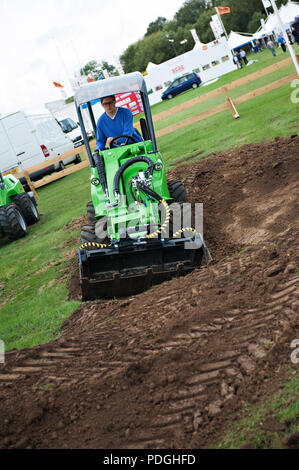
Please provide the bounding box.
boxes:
[0,172,39,241]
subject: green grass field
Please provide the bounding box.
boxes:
[0,46,298,351]
[215,371,299,449]
[0,168,90,349]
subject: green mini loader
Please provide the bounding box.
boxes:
[0,172,39,241]
[75,72,210,300]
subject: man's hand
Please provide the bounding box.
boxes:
[106,137,116,147]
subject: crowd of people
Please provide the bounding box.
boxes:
[233,24,299,68]
[233,49,248,69]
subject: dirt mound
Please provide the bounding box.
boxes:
[168,134,299,259]
[0,136,298,449]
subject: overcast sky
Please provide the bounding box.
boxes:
[0,0,185,116]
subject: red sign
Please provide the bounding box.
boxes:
[115,92,144,116]
[172,65,184,74]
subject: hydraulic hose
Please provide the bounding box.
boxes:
[146,199,170,239]
[113,156,155,196]
[93,150,108,197]
[135,182,171,239]
[0,173,5,190]
[80,242,108,250]
[136,182,197,239]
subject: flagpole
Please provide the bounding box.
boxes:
[270,0,299,76]
[262,1,269,17]
[215,7,229,41]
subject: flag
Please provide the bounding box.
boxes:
[53,81,64,88]
[216,6,231,15]
[262,0,271,8]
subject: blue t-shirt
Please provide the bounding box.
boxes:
[96,107,143,150]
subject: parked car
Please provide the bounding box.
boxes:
[161,72,202,100]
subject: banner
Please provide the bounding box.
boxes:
[210,20,222,39]
[216,6,231,15]
[190,28,201,45]
[115,92,144,116]
[211,14,224,35]
[114,56,125,75]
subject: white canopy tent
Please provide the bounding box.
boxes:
[255,1,299,37]
[228,31,256,50]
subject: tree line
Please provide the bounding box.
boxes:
[80,0,287,78]
[120,0,287,73]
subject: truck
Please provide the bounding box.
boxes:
[0,111,81,182]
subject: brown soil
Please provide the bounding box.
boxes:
[0,136,298,449]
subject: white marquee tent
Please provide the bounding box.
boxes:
[146,62,157,71]
[255,1,299,37]
[228,31,256,50]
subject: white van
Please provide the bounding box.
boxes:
[58,117,86,147]
[44,100,95,143]
[0,111,80,181]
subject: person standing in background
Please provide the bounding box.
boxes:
[236,50,243,68]
[266,38,276,57]
[240,49,248,65]
[277,34,287,52]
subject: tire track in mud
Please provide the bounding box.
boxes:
[1,259,298,391]
[123,271,299,449]
[1,254,297,449]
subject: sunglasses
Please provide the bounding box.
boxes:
[102,101,115,106]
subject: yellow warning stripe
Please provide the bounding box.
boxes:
[80,242,108,250]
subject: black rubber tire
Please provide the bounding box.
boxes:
[81,217,108,245]
[192,83,198,89]
[95,217,108,243]
[58,161,66,171]
[168,181,188,202]
[12,193,40,225]
[0,203,29,240]
[74,155,82,164]
[167,94,173,100]
[86,201,96,223]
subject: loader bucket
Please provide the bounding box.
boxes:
[78,235,205,300]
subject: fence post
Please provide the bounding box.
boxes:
[0,340,4,364]
[222,87,240,119]
[23,170,38,200]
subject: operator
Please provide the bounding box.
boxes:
[96,95,143,150]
